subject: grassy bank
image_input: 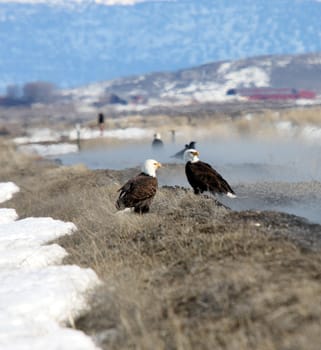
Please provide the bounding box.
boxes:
[1,139,321,350]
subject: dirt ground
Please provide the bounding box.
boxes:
[1,139,321,350]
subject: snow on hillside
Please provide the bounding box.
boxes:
[65,63,271,107]
[64,53,321,110]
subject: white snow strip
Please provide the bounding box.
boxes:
[18,143,78,157]
[69,126,150,140]
[0,182,101,350]
[0,182,20,203]
[0,242,68,269]
[13,128,62,145]
[0,265,100,350]
[13,127,151,148]
[0,326,100,350]
[0,208,18,224]
[0,217,77,245]
[295,99,317,106]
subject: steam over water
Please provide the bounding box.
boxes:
[59,136,321,182]
[58,136,321,224]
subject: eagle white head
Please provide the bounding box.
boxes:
[183,149,200,163]
[142,159,162,177]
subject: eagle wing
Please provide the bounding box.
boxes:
[116,173,157,211]
[187,161,235,195]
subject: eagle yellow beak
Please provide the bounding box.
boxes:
[157,162,162,168]
[193,151,199,156]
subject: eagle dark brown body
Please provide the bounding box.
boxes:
[184,149,236,198]
[116,173,158,214]
[185,161,235,196]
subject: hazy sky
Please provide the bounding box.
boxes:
[1,0,321,90]
[0,0,172,4]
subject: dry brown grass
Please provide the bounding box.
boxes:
[0,140,38,177]
[2,139,321,350]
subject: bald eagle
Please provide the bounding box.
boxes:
[152,133,164,150]
[184,149,236,198]
[116,159,162,214]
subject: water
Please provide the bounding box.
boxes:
[57,137,321,224]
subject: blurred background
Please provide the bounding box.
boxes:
[1,0,321,222]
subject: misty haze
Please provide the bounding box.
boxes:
[56,129,321,224]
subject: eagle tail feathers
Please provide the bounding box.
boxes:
[227,192,237,198]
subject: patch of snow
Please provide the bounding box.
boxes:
[69,127,151,140]
[13,127,151,147]
[306,56,321,65]
[159,65,270,104]
[13,128,62,145]
[19,143,79,157]
[275,121,297,137]
[300,125,321,144]
[112,104,149,112]
[0,182,101,350]
[0,265,100,350]
[224,67,270,87]
[0,242,68,270]
[0,182,20,203]
[0,208,18,224]
[217,62,232,75]
[0,217,78,269]
[276,58,291,67]
[295,99,317,106]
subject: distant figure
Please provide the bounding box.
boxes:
[116,159,162,214]
[184,148,236,198]
[98,112,105,136]
[171,141,196,159]
[152,133,164,150]
[76,123,81,150]
[171,130,176,143]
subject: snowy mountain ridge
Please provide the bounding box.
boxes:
[64,53,321,109]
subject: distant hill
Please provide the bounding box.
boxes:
[64,53,321,113]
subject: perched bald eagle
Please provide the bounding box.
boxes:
[184,149,236,198]
[116,159,162,214]
[152,133,164,150]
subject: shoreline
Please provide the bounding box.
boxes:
[1,138,321,349]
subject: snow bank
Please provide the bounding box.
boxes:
[69,126,150,140]
[0,182,101,350]
[0,217,77,269]
[13,128,62,145]
[0,208,19,224]
[13,125,151,148]
[0,182,20,203]
[19,143,79,157]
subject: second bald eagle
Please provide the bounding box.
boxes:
[184,149,236,198]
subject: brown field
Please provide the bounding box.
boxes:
[1,108,321,350]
